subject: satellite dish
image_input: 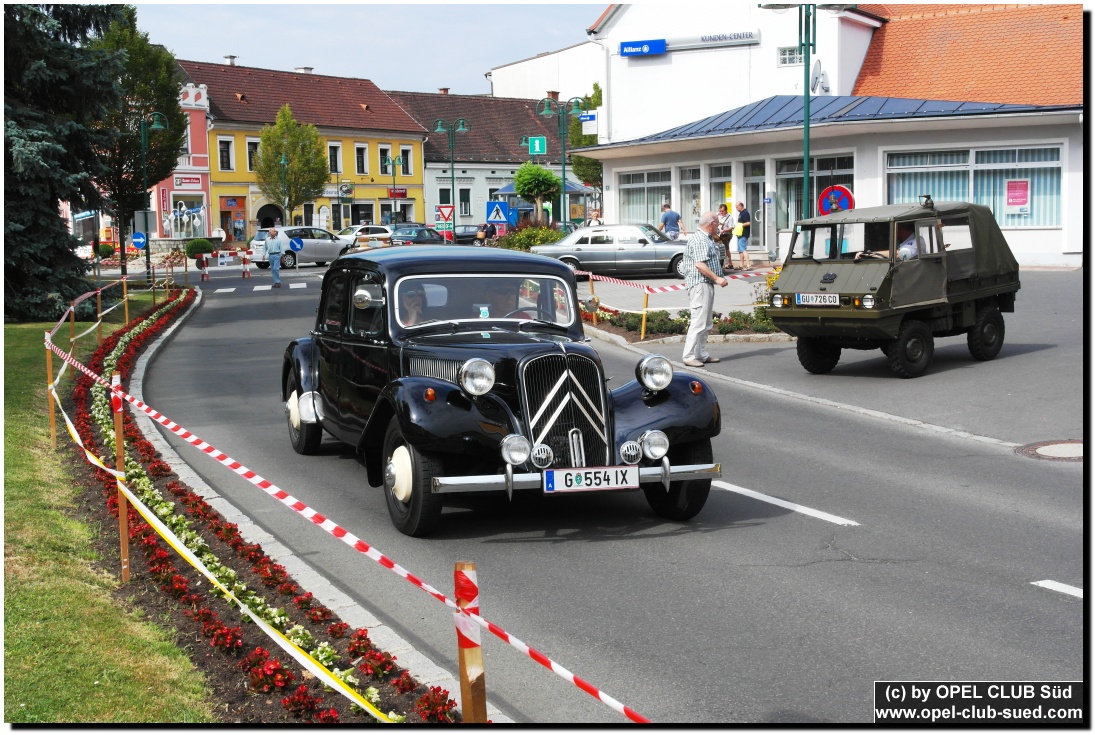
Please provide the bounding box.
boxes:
[810,59,822,93]
[820,70,830,93]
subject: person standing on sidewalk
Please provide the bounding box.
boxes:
[734,202,752,270]
[681,212,729,367]
[266,228,284,288]
[659,203,684,240]
[716,203,735,269]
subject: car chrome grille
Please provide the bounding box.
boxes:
[521,353,608,468]
[407,356,462,384]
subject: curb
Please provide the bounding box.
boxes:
[129,288,514,723]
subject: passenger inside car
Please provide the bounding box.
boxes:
[398,283,426,325]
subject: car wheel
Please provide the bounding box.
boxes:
[642,439,712,521]
[256,262,270,270]
[888,320,934,378]
[967,306,1004,361]
[796,337,842,374]
[281,252,296,268]
[560,257,586,280]
[382,417,444,537]
[285,372,321,455]
[671,255,686,279]
[315,261,326,267]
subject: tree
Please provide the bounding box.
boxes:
[567,83,604,195]
[254,106,329,225]
[91,6,187,278]
[513,162,561,223]
[4,4,126,321]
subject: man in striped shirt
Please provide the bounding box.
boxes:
[681,211,729,367]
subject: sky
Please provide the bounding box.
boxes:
[134,1,605,95]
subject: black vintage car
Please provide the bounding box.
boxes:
[283,246,722,536]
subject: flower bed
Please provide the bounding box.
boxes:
[65,288,462,724]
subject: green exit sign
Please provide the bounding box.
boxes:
[527,136,548,155]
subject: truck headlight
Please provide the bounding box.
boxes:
[500,434,531,465]
[459,358,494,396]
[636,355,673,391]
[861,294,875,309]
[639,430,669,460]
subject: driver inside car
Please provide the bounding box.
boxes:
[398,283,426,325]
[480,279,531,319]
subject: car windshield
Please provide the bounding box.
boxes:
[790,222,885,261]
[637,224,670,243]
[394,274,575,328]
[337,227,357,236]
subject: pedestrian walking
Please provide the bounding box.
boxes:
[266,228,284,287]
[681,212,729,367]
[734,202,752,269]
[659,203,684,240]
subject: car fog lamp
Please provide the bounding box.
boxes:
[500,434,531,465]
[861,294,875,309]
[459,358,495,396]
[531,443,554,469]
[620,441,642,465]
[639,430,670,461]
[636,355,673,391]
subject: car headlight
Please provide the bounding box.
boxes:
[771,293,783,308]
[636,355,673,391]
[861,294,875,309]
[459,358,495,396]
[639,430,670,460]
[500,434,531,465]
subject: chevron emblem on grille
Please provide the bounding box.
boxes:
[528,368,606,447]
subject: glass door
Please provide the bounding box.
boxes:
[744,161,766,252]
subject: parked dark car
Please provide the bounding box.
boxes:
[769,197,1021,378]
[283,246,723,536]
[453,224,481,245]
[390,226,448,246]
[531,224,688,278]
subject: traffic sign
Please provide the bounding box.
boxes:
[486,202,509,224]
[131,232,147,249]
[527,136,547,155]
[289,237,304,252]
[818,185,855,215]
[434,222,453,231]
[435,204,455,222]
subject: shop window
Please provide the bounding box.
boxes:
[619,169,671,224]
[776,155,854,228]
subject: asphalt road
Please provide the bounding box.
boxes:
[141,263,1083,724]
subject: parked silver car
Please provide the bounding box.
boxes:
[531,224,687,278]
[253,226,344,268]
[335,224,394,248]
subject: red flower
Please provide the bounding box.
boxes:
[415,686,457,723]
[392,670,417,694]
[327,622,350,639]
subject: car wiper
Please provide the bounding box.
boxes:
[517,318,569,333]
[403,319,461,333]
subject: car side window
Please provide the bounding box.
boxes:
[348,274,385,336]
[574,235,590,245]
[318,272,348,334]
[590,233,613,245]
[616,231,641,245]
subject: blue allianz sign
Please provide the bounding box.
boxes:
[620,39,666,57]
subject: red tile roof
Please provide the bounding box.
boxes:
[853,4,1082,105]
[176,60,425,135]
[385,91,569,164]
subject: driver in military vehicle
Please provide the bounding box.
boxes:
[855,221,921,261]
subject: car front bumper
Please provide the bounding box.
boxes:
[430,459,721,498]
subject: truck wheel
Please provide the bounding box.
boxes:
[796,338,842,374]
[642,439,712,521]
[382,417,443,537]
[286,372,321,455]
[967,306,1005,361]
[888,320,934,378]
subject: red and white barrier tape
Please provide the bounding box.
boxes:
[453,569,482,649]
[44,337,650,724]
[575,268,774,296]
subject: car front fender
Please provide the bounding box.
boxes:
[282,337,318,406]
[608,373,722,448]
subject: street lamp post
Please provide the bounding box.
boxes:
[140,111,169,283]
[381,154,403,224]
[798,4,816,222]
[536,96,586,224]
[432,118,469,237]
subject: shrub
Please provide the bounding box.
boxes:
[97,242,115,258]
[494,222,565,252]
[185,238,214,259]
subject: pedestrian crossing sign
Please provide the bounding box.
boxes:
[486,202,509,223]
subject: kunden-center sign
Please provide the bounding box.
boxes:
[620,31,760,56]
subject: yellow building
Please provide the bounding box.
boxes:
[178,59,427,243]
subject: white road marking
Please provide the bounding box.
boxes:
[289,282,307,289]
[254,285,272,291]
[1032,580,1083,598]
[713,480,860,526]
[215,288,236,293]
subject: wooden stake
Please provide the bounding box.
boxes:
[151,265,157,307]
[640,292,650,340]
[96,289,103,344]
[589,277,598,326]
[112,372,130,583]
[45,333,57,451]
[122,278,129,325]
[69,300,76,349]
[455,561,487,723]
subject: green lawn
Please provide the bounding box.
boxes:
[5,292,217,723]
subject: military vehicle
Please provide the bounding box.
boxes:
[768,196,1020,378]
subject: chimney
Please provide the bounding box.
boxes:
[547,90,559,101]
[224,55,237,66]
[295,67,314,74]
[438,87,449,95]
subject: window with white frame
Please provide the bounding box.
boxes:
[328,143,342,174]
[619,170,671,225]
[438,187,452,205]
[680,167,702,232]
[246,140,259,171]
[400,146,412,176]
[708,164,733,213]
[217,138,234,171]
[886,146,1062,227]
[355,144,369,175]
[778,47,803,66]
[379,146,392,175]
[776,155,854,228]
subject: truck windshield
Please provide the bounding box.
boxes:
[790,222,888,261]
